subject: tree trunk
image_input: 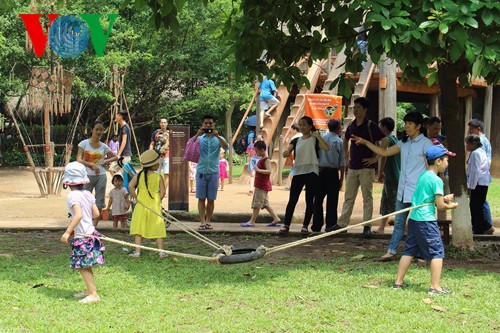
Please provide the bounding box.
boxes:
[438,61,473,250]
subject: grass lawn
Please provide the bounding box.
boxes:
[0,232,498,332]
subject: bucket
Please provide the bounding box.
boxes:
[101,209,109,221]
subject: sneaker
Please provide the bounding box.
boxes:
[363,226,372,239]
[326,224,347,233]
[428,288,453,295]
[128,251,140,258]
[159,251,168,259]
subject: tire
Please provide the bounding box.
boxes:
[213,247,267,265]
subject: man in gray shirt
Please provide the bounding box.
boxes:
[312,119,345,232]
[110,111,133,176]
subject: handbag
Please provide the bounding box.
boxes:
[183,137,200,163]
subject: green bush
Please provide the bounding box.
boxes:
[2,150,76,167]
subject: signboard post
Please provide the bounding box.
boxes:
[168,125,190,211]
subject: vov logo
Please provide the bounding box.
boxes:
[19,14,119,58]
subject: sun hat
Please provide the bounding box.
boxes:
[62,161,90,186]
[141,149,161,167]
[426,145,456,160]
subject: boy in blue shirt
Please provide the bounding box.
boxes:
[393,145,458,295]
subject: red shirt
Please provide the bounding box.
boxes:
[254,157,272,191]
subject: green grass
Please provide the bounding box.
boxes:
[488,178,500,217]
[0,232,498,332]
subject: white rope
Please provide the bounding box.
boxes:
[135,200,223,250]
[266,203,432,254]
[78,233,220,262]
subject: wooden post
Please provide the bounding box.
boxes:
[168,125,190,211]
[121,90,141,161]
[429,93,440,117]
[483,85,493,138]
[378,54,397,130]
[278,136,283,186]
[44,100,54,194]
[225,98,235,184]
[8,108,46,196]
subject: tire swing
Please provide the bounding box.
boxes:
[213,245,267,265]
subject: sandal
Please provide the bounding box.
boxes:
[301,226,309,235]
[240,222,255,227]
[198,224,213,231]
[266,221,282,227]
[278,225,290,234]
[128,251,140,258]
[159,251,169,259]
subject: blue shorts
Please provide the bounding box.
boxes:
[196,173,219,200]
[402,219,444,260]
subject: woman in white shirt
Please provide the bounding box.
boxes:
[465,134,494,234]
[279,116,329,234]
[77,120,118,226]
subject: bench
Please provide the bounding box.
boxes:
[437,220,451,245]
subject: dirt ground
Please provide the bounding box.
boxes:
[1,168,499,272]
[0,167,374,222]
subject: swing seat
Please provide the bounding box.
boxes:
[213,246,267,265]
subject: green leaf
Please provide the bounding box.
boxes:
[381,19,392,30]
[439,23,449,34]
[411,30,421,39]
[464,17,479,28]
[472,58,483,78]
[427,71,438,86]
[482,10,494,25]
[419,21,437,29]
[449,42,463,62]
[174,0,185,10]
[460,4,469,14]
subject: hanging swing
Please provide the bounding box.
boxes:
[80,203,431,265]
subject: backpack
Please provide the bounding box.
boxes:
[234,132,252,154]
[349,119,374,143]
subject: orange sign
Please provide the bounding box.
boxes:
[304,94,342,129]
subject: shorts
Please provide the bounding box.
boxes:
[112,214,127,222]
[109,156,131,173]
[380,182,398,215]
[259,97,280,111]
[251,188,270,209]
[196,173,219,200]
[402,219,444,260]
[158,157,169,174]
[84,175,107,209]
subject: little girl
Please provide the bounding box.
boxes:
[106,173,130,228]
[219,150,229,191]
[189,162,197,193]
[128,149,167,258]
[60,161,105,304]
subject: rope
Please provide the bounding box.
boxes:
[266,203,432,255]
[135,199,224,250]
[77,233,220,262]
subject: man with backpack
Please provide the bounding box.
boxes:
[331,97,388,238]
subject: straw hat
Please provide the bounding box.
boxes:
[62,161,90,186]
[141,149,161,167]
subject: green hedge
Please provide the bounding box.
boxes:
[2,151,75,167]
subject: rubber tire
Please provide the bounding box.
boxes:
[214,247,267,265]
